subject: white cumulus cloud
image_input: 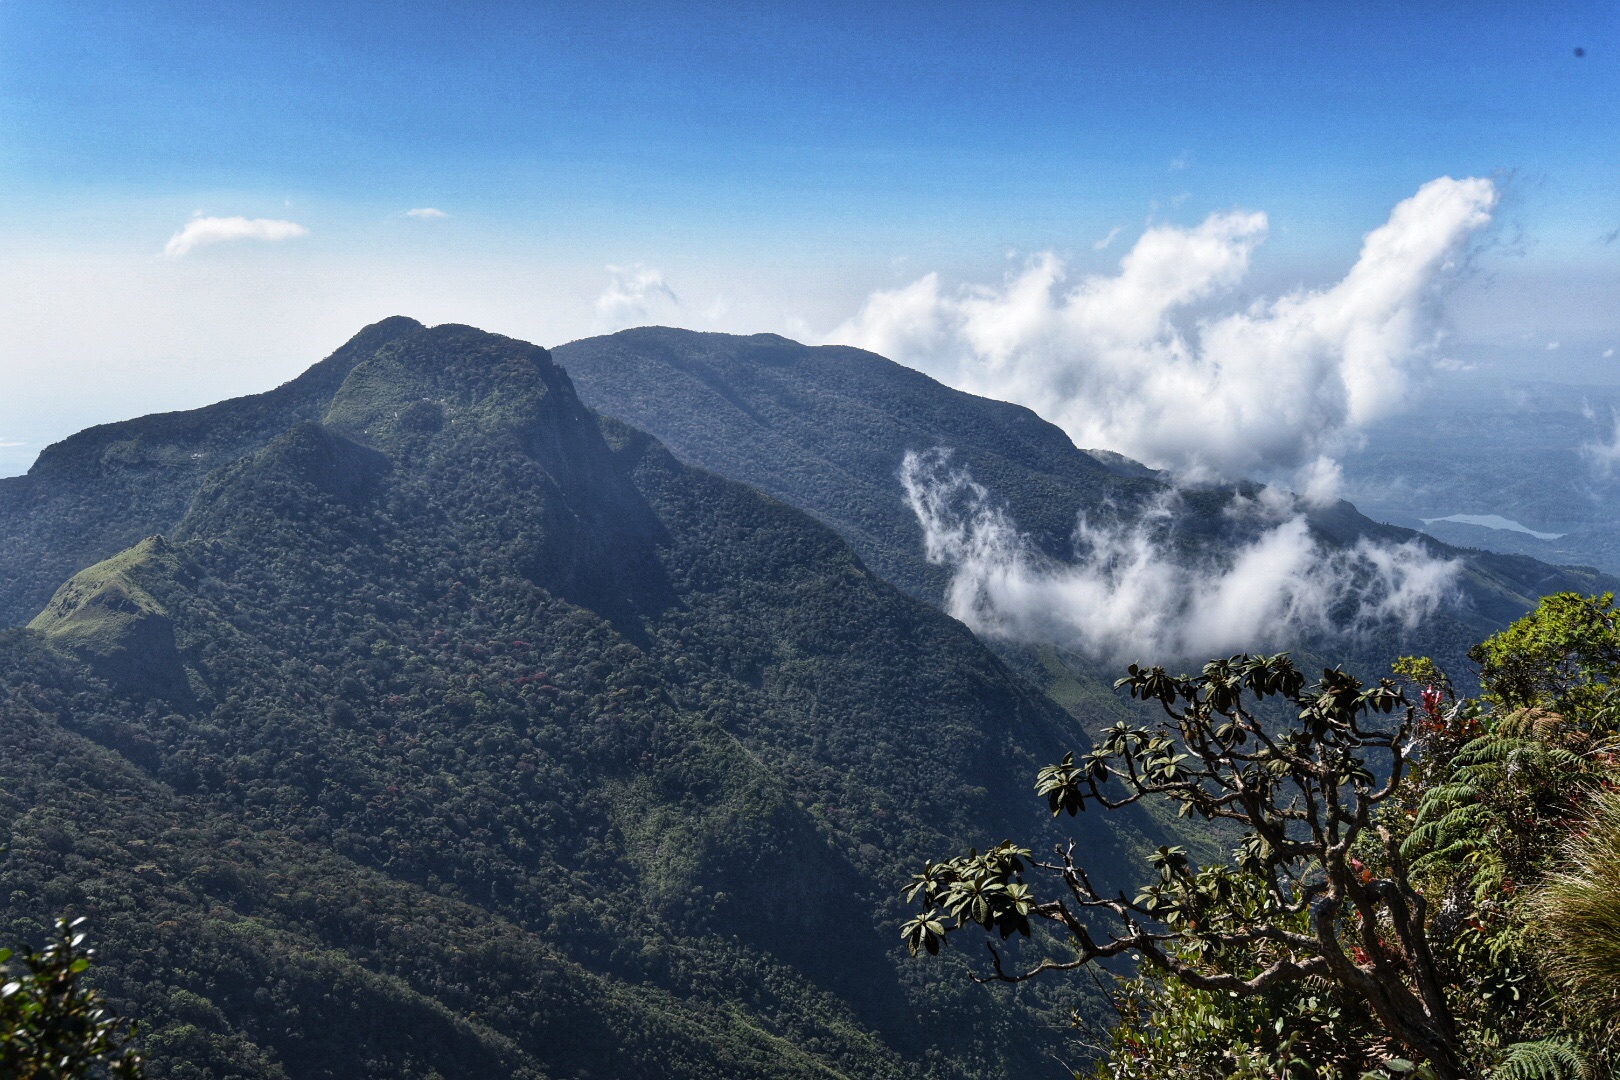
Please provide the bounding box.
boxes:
[163,215,308,258]
[404,207,448,219]
[593,264,679,332]
[831,177,1497,490]
[902,448,1460,663]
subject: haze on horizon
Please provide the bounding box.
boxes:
[1,1,1616,480]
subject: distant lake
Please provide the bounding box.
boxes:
[1422,514,1564,540]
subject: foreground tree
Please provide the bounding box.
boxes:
[902,655,1470,1076]
[904,594,1620,1077]
[0,918,142,1079]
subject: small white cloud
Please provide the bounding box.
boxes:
[1606,347,1616,359]
[1297,455,1344,506]
[1434,357,1475,372]
[593,264,679,332]
[1547,341,1561,351]
[163,215,308,257]
[1169,151,1192,171]
[703,294,732,322]
[0,440,26,448]
[404,207,448,219]
[1093,226,1122,251]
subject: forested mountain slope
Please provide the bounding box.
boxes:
[553,327,1614,674]
[2,323,1162,1078]
[0,317,425,629]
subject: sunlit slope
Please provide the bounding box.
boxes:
[7,323,1162,1078]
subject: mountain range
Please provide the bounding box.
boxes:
[552,327,1611,688]
[0,318,1607,1078]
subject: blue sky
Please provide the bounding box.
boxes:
[1,1,1617,475]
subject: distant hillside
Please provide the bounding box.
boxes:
[1,322,1168,1078]
[553,327,1615,680]
[1420,517,1620,579]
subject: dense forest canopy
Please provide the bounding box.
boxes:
[1,322,1177,1078]
[1,320,1611,1078]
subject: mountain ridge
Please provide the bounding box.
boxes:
[0,316,426,628]
[2,319,1152,1077]
[552,326,1616,676]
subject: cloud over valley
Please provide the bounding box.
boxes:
[902,449,1461,663]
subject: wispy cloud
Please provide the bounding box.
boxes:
[1580,409,1620,478]
[902,448,1460,663]
[0,440,26,448]
[831,176,1497,492]
[163,215,308,257]
[593,264,679,332]
[1092,226,1122,251]
[404,207,448,219]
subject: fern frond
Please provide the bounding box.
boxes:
[1492,1037,1588,1080]
[1403,804,1491,861]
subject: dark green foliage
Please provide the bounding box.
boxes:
[1467,591,1620,715]
[0,917,142,1078]
[1066,595,1620,1078]
[1491,1038,1590,1080]
[555,327,1139,602]
[0,323,1171,1077]
[904,654,1475,1078]
[1395,596,1620,1073]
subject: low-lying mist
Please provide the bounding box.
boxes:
[902,448,1461,664]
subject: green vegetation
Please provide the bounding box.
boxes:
[0,323,1176,1077]
[902,592,1620,1078]
[1531,791,1620,1057]
[0,918,143,1078]
[0,317,423,628]
[5,320,1615,1076]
